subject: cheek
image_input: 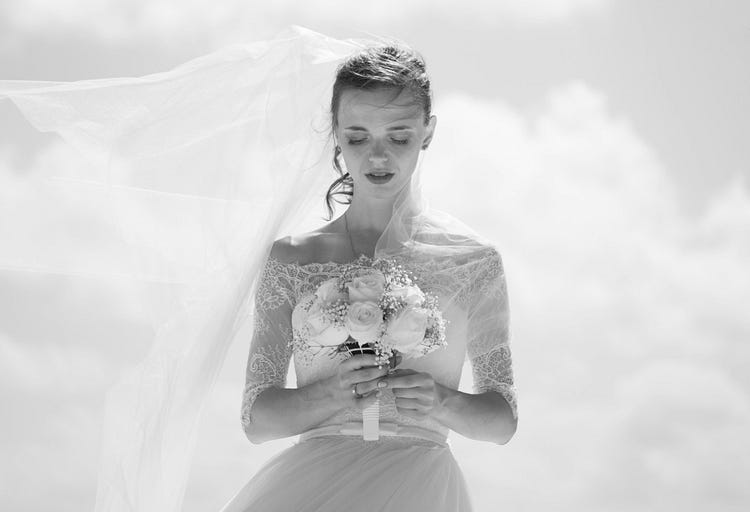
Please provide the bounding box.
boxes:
[397,147,421,170]
[339,144,419,172]
[342,146,366,160]
[338,148,362,172]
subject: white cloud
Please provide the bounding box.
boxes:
[0,332,115,509]
[0,143,137,280]
[585,361,750,509]
[419,81,750,510]
[0,0,611,43]
[0,332,114,395]
[2,77,748,511]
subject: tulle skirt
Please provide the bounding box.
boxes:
[220,435,473,512]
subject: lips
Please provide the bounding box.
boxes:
[365,172,394,184]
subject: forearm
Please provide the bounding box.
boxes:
[431,383,517,445]
[244,381,341,444]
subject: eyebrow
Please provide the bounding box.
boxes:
[343,125,416,132]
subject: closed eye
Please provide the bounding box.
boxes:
[346,137,410,146]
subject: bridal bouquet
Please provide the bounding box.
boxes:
[289,257,447,440]
[290,257,447,366]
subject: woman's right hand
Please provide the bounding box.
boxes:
[323,354,400,410]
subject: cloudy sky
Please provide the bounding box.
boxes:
[1,1,749,511]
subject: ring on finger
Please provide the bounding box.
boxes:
[352,383,363,399]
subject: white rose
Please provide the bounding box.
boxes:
[346,270,386,303]
[389,284,425,307]
[315,277,347,303]
[383,306,429,354]
[292,293,348,347]
[345,301,384,345]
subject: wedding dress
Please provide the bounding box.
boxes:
[0,26,517,512]
[222,244,516,511]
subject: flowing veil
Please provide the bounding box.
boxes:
[0,25,511,511]
[1,26,368,511]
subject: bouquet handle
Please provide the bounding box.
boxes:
[362,398,380,440]
[342,338,382,440]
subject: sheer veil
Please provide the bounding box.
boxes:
[0,26,510,511]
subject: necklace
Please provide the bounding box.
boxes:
[343,212,359,260]
[343,212,379,260]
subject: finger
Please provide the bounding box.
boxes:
[339,366,388,389]
[387,368,418,377]
[349,365,389,384]
[340,354,379,371]
[353,389,381,410]
[395,397,429,412]
[354,374,390,396]
[384,372,422,388]
[396,407,429,420]
[391,387,430,400]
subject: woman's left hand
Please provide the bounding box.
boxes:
[382,368,442,420]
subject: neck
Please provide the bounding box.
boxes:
[343,178,420,235]
[343,196,395,235]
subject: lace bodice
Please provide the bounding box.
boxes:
[240,248,517,442]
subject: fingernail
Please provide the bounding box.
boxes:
[378,380,388,388]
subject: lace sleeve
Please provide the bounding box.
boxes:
[241,255,295,440]
[466,248,518,421]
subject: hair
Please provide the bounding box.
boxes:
[323,43,433,221]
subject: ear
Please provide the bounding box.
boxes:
[421,115,437,150]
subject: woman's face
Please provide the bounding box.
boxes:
[335,87,436,198]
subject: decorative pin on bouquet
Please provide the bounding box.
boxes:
[290,256,448,440]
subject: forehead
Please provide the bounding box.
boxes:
[337,88,423,129]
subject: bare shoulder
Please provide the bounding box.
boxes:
[268,221,343,265]
[267,236,296,264]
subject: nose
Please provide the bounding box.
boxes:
[368,154,387,165]
[368,146,388,165]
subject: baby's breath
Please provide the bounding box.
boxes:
[289,331,315,365]
[319,298,349,327]
[294,256,447,363]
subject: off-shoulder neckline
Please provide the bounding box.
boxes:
[264,247,499,269]
[265,253,380,269]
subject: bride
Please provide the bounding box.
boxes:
[0,27,516,512]
[222,42,518,511]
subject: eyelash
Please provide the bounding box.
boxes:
[347,138,409,146]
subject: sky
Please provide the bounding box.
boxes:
[1,1,749,511]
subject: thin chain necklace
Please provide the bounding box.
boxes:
[343,212,359,260]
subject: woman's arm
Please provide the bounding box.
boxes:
[245,380,339,444]
[240,246,336,444]
[384,368,517,446]
[431,385,517,445]
[425,246,518,445]
[241,243,315,445]
[247,356,389,444]
[243,241,390,444]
